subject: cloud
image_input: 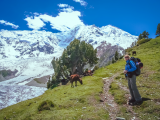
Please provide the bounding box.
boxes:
[0,20,19,29]
[58,4,69,8]
[58,4,74,12]
[33,12,40,16]
[24,17,46,30]
[24,4,84,31]
[73,0,87,6]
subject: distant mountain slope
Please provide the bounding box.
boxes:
[0,30,62,59]
[96,41,125,67]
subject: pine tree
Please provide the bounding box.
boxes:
[134,41,137,46]
[112,58,115,63]
[138,33,143,40]
[51,39,99,81]
[115,51,119,61]
[156,23,160,36]
[47,77,51,89]
[142,31,149,39]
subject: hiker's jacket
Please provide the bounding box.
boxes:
[125,60,137,77]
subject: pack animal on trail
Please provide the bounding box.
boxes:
[132,51,136,56]
[68,74,83,87]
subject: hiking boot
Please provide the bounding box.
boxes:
[129,99,136,103]
[130,100,143,106]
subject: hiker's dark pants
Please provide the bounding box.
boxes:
[127,75,142,101]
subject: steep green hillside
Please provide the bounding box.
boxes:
[107,37,160,119]
[0,37,160,120]
[0,73,110,120]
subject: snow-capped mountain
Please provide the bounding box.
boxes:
[0,24,137,60]
[56,24,138,49]
[0,30,63,59]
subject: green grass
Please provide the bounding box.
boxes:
[0,73,109,120]
[137,38,152,45]
[114,37,160,119]
[109,82,127,105]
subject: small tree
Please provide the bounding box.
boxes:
[47,77,51,89]
[112,58,115,63]
[142,31,149,39]
[134,41,137,46]
[138,33,143,40]
[85,68,88,72]
[93,65,99,70]
[156,23,160,37]
[115,51,119,61]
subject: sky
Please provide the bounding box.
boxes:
[0,0,159,38]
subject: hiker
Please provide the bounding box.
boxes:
[123,55,142,105]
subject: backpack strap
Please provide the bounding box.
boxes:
[128,60,131,69]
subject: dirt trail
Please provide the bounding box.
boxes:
[98,72,140,120]
[100,72,120,120]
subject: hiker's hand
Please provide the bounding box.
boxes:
[123,70,128,74]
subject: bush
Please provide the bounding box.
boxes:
[94,65,99,71]
[38,100,55,111]
[137,38,152,45]
[85,68,88,72]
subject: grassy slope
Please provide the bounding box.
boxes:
[109,37,160,119]
[0,37,160,120]
[0,73,110,120]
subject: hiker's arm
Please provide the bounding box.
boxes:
[128,61,137,72]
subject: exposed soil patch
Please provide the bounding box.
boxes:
[25,75,50,88]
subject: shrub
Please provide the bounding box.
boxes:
[38,100,55,111]
[94,65,99,71]
[137,38,152,45]
[85,68,88,72]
